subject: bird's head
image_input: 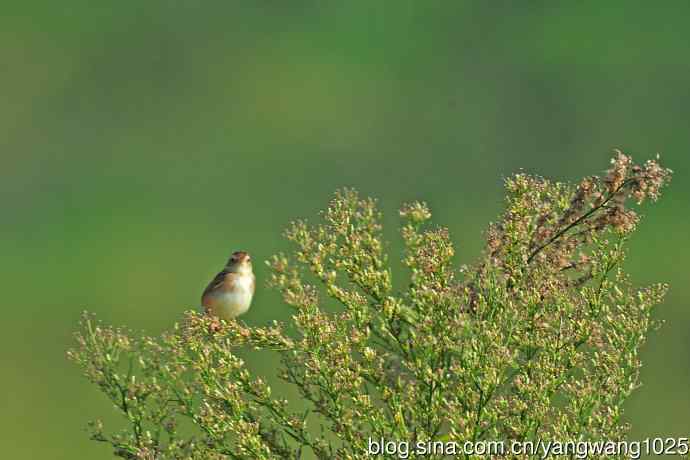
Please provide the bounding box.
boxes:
[225,251,253,275]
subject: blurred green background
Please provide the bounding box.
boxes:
[2,2,688,458]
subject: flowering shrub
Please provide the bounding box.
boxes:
[69,152,672,459]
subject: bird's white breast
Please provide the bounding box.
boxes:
[215,275,254,320]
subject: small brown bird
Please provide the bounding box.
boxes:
[201,251,255,321]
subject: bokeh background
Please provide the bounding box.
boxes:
[2,3,688,458]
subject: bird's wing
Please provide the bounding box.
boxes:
[202,270,228,303]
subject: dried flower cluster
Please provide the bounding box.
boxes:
[69,152,671,459]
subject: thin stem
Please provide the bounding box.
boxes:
[527,179,633,264]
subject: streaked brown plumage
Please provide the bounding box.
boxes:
[201,251,255,321]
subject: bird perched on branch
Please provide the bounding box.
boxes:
[201,251,255,322]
